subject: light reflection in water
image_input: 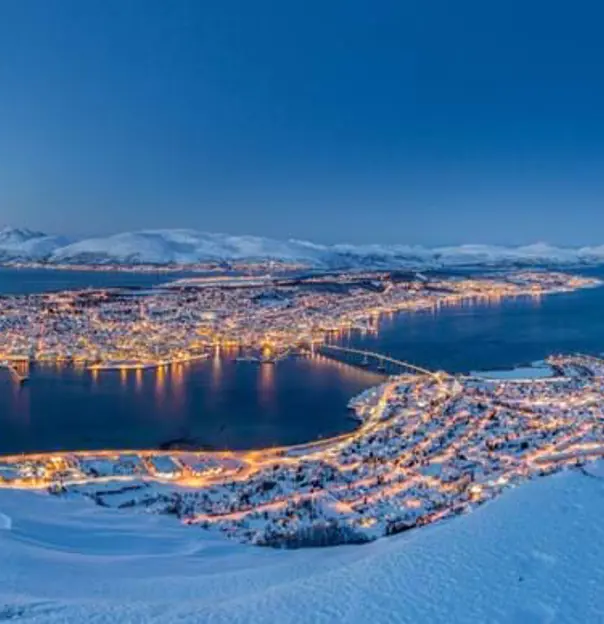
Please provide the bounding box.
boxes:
[308,353,386,386]
[211,346,222,388]
[155,365,167,404]
[73,360,86,377]
[258,362,275,409]
[170,362,185,407]
[135,367,143,392]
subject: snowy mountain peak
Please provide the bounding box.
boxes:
[0,226,47,243]
[0,226,603,269]
[0,227,71,261]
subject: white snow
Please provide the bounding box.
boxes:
[470,361,555,380]
[0,511,11,530]
[48,230,330,266]
[5,225,604,268]
[1,467,604,622]
[0,227,70,261]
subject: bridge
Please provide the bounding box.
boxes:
[316,343,439,379]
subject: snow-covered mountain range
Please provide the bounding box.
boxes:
[0,227,71,261]
[2,226,604,269]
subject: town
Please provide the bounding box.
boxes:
[2,352,604,547]
[0,270,598,375]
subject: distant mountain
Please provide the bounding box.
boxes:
[2,226,604,269]
[0,226,71,261]
[49,230,330,266]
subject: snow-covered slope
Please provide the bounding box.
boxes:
[0,227,70,261]
[50,230,330,266]
[1,466,603,623]
[4,225,604,268]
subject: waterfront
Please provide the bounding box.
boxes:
[3,267,604,546]
[1,267,604,456]
[4,352,604,547]
[0,356,382,455]
[339,267,604,372]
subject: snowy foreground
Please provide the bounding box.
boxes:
[2,466,604,623]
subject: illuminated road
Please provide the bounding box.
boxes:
[0,271,602,546]
[0,269,595,374]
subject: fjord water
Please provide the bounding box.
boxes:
[1,357,382,455]
[0,267,384,454]
[2,267,604,454]
[340,267,604,374]
[0,267,197,293]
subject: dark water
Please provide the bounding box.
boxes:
[0,267,201,294]
[2,267,604,454]
[1,356,383,455]
[338,267,604,374]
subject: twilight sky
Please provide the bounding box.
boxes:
[0,0,602,245]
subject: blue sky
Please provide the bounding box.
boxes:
[0,0,602,245]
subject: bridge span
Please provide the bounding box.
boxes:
[316,343,440,379]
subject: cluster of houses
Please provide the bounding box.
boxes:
[3,351,604,547]
[0,271,596,369]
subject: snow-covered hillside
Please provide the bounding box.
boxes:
[1,466,603,623]
[0,227,70,261]
[50,230,330,266]
[3,225,604,269]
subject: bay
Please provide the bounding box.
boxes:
[1,267,603,454]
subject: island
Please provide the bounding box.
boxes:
[0,269,597,373]
[1,270,604,547]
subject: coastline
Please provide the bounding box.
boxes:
[1,271,604,547]
[3,352,604,548]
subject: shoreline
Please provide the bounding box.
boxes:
[0,270,599,371]
[1,272,604,547]
[3,353,604,548]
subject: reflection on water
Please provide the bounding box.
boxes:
[170,363,186,413]
[339,273,604,374]
[3,268,604,455]
[309,353,385,386]
[155,365,167,404]
[135,367,143,393]
[258,363,275,411]
[211,346,222,387]
[0,354,379,454]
